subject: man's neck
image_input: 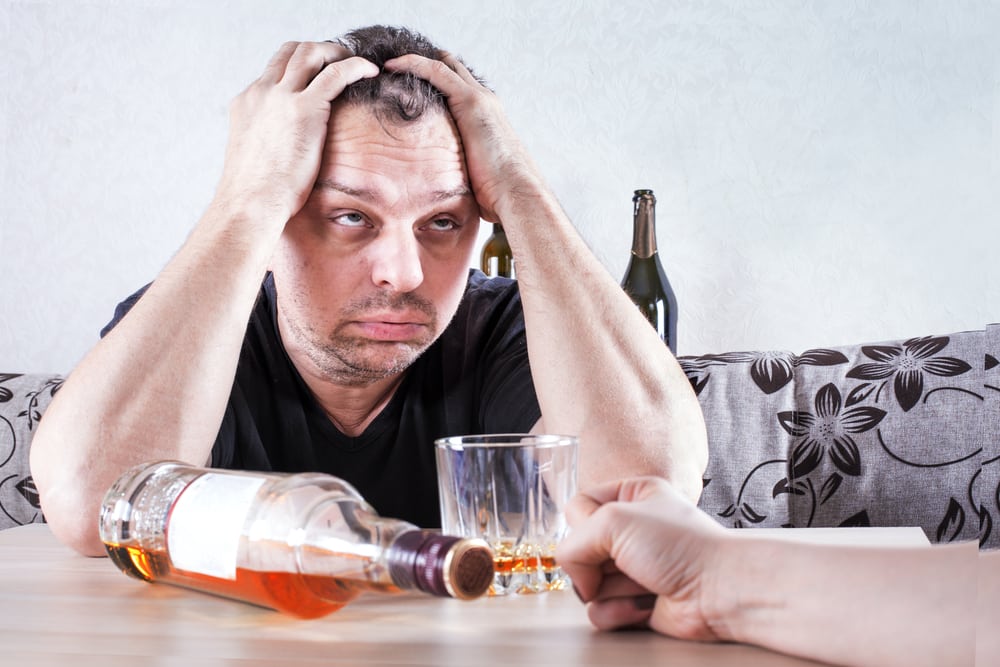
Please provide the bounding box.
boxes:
[271,292,410,437]
[297,368,406,437]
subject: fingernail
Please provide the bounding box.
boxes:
[633,594,657,611]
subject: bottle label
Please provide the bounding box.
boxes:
[485,257,516,279]
[166,473,266,580]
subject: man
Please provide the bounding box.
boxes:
[30,26,707,557]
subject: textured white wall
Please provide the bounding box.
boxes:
[1,0,997,373]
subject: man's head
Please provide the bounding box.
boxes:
[336,25,485,125]
[270,26,483,389]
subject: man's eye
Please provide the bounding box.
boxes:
[426,218,458,232]
[332,212,366,227]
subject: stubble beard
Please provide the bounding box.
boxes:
[292,291,442,388]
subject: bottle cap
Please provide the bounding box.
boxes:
[389,530,495,599]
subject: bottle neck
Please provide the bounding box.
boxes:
[630,192,658,259]
[387,530,494,599]
[296,499,493,600]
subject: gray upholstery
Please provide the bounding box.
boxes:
[1,324,995,547]
[0,373,61,529]
[684,324,997,547]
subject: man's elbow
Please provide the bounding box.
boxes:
[48,511,108,558]
[36,487,108,557]
[30,431,108,558]
[670,415,709,504]
[669,454,708,504]
[578,424,708,504]
[638,408,708,504]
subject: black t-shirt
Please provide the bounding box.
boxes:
[102,270,541,528]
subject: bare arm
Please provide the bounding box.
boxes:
[383,55,708,499]
[712,536,976,666]
[29,43,378,556]
[978,550,1000,665]
[557,477,977,667]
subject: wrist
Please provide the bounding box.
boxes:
[185,198,286,274]
[483,164,550,221]
[204,192,289,241]
[699,532,784,644]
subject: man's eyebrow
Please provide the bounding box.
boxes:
[314,179,472,203]
[430,186,473,202]
[314,179,375,201]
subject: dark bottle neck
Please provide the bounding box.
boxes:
[630,190,658,259]
[387,530,494,599]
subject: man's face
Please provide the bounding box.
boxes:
[271,102,481,387]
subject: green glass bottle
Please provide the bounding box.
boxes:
[621,189,678,352]
[480,223,515,278]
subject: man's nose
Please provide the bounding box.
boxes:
[369,226,424,293]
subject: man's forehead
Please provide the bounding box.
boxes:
[327,101,461,148]
[319,103,471,202]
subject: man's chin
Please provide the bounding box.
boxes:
[321,341,429,384]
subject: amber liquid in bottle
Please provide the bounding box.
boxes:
[105,542,401,619]
[100,462,494,619]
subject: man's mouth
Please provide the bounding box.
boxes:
[350,317,428,342]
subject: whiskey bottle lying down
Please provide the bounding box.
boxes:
[100,461,495,618]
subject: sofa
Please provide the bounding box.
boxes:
[2,323,995,547]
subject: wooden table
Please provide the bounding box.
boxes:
[0,524,925,666]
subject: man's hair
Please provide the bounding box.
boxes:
[336,25,486,125]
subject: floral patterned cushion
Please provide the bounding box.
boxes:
[0,373,62,530]
[682,324,997,547]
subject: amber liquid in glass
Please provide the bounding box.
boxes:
[489,541,566,595]
[106,543,400,619]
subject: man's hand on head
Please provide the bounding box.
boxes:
[383,53,542,225]
[214,41,378,231]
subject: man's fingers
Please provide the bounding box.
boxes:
[258,41,301,85]
[383,53,472,99]
[559,478,681,602]
[440,52,481,86]
[565,490,603,525]
[585,596,655,632]
[280,41,356,91]
[588,570,652,601]
[567,479,630,523]
[307,56,380,99]
[567,476,674,525]
[557,500,626,601]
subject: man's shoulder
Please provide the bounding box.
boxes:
[462,269,520,303]
[439,270,525,347]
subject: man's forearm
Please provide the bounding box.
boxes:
[30,202,281,556]
[707,535,977,667]
[497,182,708,497]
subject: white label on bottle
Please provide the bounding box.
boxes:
[166,473,266,580]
